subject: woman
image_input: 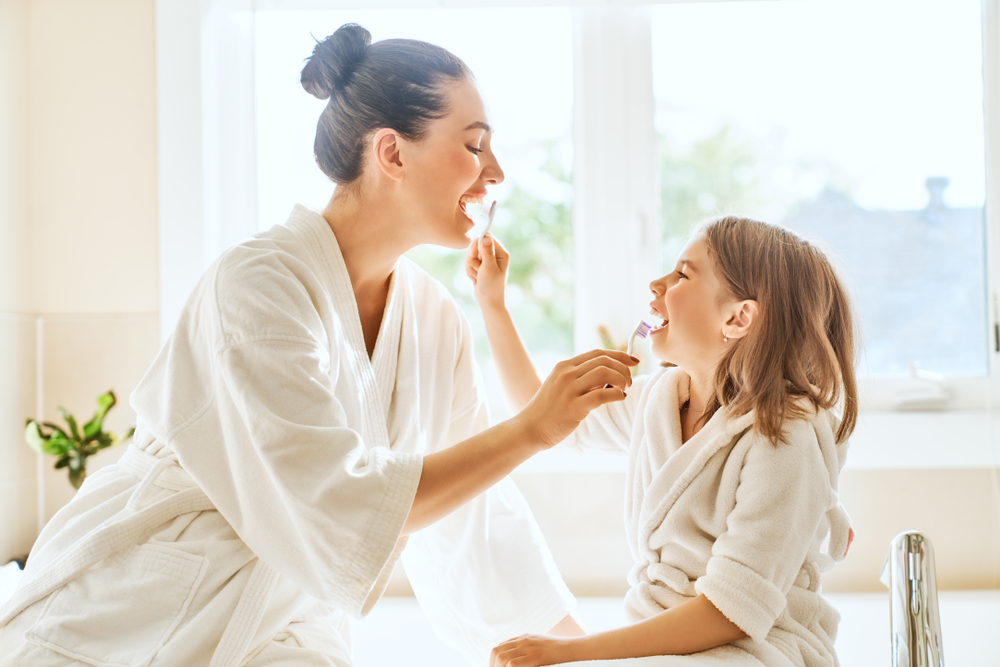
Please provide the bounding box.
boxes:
[0,25,635,666]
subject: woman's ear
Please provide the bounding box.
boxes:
[723,299,758,340]
[371,128,404,181]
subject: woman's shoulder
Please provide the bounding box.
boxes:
[194,223,335,346]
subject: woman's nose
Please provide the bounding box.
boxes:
[482,149,504,185]
[649,276,665,296]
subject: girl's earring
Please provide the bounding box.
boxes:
[723,333,730,343]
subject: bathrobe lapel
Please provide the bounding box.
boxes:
[384,262,429,455]
[313,225,397,453]
[627,371,755,564]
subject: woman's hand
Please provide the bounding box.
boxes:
[491,634,579,667]
[514,348,636,450]
[465,233,509,311]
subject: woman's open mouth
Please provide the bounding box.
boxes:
[459,194,485,220]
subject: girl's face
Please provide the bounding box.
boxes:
[401,79,504,249]
[647,235,734,375]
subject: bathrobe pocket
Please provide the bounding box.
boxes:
[25,543,209,667]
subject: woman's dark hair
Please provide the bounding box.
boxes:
[300,24,473,184]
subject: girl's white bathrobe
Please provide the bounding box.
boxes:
[0,205,574,667]
[563,367,852,667]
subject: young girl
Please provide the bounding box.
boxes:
[467,216,857,667]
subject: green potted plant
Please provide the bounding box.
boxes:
[24,390,135,489]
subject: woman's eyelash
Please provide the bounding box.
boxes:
[676,270,687,279]
[467,146,483,155]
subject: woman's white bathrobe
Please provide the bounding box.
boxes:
[0,205,573,667]
[562,367,852,667]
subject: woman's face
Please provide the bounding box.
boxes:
[402,79,504,249]
[647,235,733,375]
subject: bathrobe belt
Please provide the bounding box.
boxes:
[0,445,280,667]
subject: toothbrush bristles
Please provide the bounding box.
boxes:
[626,319,653,357]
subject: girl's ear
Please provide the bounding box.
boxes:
[371,128,405,181]
[723,299,758,340]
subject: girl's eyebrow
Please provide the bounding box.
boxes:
[464,121,492,133]
[680,259,698,273]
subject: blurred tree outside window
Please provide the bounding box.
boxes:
[653,0,986,377]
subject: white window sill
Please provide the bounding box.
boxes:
[513,411,1000,474]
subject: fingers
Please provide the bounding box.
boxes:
[576,366,631,395]
[465,239,483,284]
[490,638,534,667]
[488,234,510,268]
[580,386,629,411]
[572,355,633,389]
[478,234,507,282]
[465,233,480,263]
[466,258,480,285]
[568,347,639,368]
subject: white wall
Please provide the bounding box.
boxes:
[0,0,161,563]
[0,0,39,564]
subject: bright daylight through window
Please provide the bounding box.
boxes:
[652,0,987,378]
[254,1,990,417]
[255,8,574,417]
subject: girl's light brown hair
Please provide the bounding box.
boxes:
[699,216,858,444]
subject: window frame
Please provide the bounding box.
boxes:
[155,0,1000,456]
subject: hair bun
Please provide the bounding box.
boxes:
[301,23,371,100]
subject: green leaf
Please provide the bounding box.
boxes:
[92,432,117,453]
[45,432,74,457]
[82,391,116,440]
[54,456,70,469]
[40,421,69,441]
[57,406,81,442]
[26,421,75,457]
[25,421,47,455]
[68,465,86,490]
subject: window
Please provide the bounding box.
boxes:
[158,0,1000,442]
[652,0,987,380]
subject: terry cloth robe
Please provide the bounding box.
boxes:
[559,367,852,667]
[0,205,573,667]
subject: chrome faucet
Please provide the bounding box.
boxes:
[881,531,945,667]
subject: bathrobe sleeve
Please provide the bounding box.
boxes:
[134,249,423,619]
[694,421,832,642]
[561,369,662,454]
[400,310,575,667]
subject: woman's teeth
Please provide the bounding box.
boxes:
[459,195,484,218]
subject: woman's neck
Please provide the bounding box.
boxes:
[322,189,409,357]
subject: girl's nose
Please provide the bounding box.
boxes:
[649,275,666,296]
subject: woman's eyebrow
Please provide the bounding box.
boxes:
[464,121,492,132]
[681,259,698,273]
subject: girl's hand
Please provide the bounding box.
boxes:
[465,233,509,311]
[491,634,578,667]
[514,348,636,450]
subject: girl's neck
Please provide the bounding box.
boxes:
[685,370,715,417]
[680,369,716,443]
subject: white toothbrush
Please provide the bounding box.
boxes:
[476,200,497,260]
[626,319,653,357]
